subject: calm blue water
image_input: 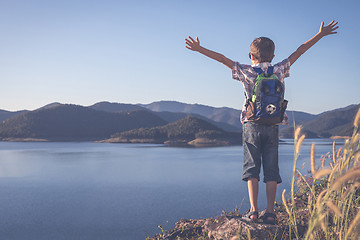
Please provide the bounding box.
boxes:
[0,139,345,240]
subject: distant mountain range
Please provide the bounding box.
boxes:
[0,101,358,143]
[140,101,243,129]
[140,101,320,129]
[139,101,359,138]
[89,101,239,132]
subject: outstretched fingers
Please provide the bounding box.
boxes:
[185,38,194,49]
[188,36,195,42]
[185,36,199,44]
[185,36,200,51]
[320,20,339,35]
[328,21,339,34]
[327,20,338,28]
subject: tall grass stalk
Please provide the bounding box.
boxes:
[282,108,360,240]
[282,126,304,239]
[307,113,360,239]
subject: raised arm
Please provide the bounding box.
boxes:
[288,20,339,66]
[185,36,233,69]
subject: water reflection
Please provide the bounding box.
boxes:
[0,140,344,239]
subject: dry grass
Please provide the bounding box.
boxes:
[282,108,360,240]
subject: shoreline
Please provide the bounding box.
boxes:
[0,137,347,144]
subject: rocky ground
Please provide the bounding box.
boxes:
[149,200,310,240]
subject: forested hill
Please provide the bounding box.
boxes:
[0,104,167,141]
[279,104,359,138]
[89,101,147,112]
[0,109,28,123]
[103,116,242,146]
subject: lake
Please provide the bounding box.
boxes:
[0,139,345,239]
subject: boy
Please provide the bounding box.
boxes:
[185,20,338,224]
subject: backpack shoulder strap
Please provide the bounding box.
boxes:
[252,67,263,75]
[245,67,262,100]
[253,66,274,75]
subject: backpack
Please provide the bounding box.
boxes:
[245,66,288,125]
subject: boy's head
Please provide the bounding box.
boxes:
[250,37,275,63]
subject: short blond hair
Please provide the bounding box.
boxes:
[250,37,275,63]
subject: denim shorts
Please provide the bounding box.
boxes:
[242,122,282,183]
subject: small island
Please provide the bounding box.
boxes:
[98,116,242,147]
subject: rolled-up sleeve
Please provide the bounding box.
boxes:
[274,58,290,80]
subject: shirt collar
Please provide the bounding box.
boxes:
[251,62,272,69]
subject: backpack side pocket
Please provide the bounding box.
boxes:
[245,99,259,121]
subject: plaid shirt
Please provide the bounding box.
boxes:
[232,58,291,125]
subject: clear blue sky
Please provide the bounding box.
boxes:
[0,0,359,114]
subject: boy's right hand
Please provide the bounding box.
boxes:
[289,20,339,66]
[185,36,201,51]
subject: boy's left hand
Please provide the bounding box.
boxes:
[185,36,201,52]
[319,20,338,37]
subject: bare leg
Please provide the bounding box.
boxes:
[266,181,277,220]
[247,177,259,220]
